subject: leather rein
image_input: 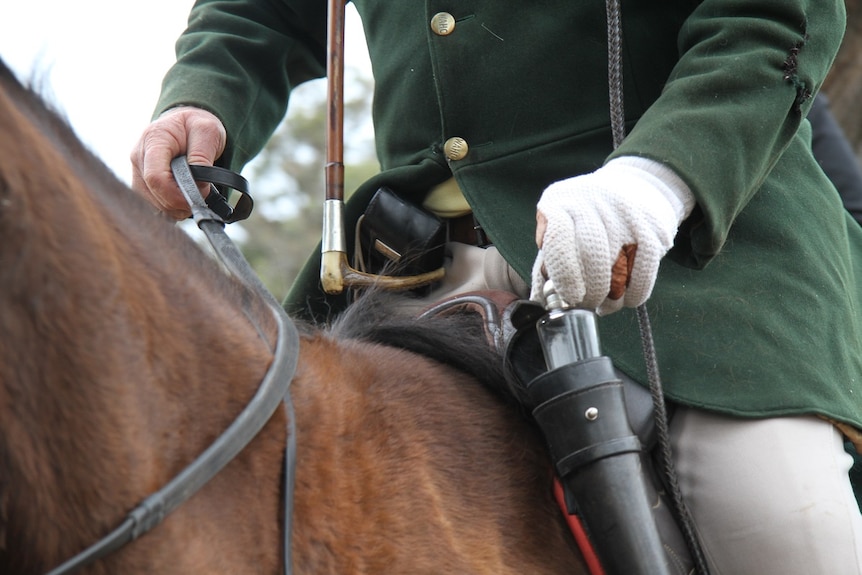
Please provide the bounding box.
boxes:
[43,157,299,575]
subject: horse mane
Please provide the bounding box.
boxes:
[327,290,531,412]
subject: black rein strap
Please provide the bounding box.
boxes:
[191,162,255,223]
[44,157,298,575]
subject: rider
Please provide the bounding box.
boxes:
[131,1,862,573]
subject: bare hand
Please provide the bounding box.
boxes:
[130,107,227,220]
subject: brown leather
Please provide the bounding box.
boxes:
[608,243,638,300]
[823,416,862,454]
[447,213,492,246]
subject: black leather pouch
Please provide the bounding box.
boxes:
[356,187,446,276]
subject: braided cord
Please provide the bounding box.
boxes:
[605,1,710,573]
[606,0,626,149]
[636,306,710,575]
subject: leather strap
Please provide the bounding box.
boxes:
[188,163,253,223]
[447,213,490,247]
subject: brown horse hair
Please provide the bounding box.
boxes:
[0,59,585,574]
[0,60,281,573]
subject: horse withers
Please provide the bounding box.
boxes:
[0,58,584,574]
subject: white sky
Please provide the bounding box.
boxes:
[0,1,369,185]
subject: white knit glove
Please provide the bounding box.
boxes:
[531,156,695,315]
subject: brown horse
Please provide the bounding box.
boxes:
[0,59,584,574]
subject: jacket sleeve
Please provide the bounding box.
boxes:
[608,0,846,267]
[153,0,327,171]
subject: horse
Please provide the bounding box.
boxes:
[0,58,585,574]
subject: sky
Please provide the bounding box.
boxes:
[0,1,369,185]
[1,1,198,183]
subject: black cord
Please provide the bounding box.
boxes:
[605,1,710,573]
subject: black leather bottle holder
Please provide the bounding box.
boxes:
[357,187,445,276]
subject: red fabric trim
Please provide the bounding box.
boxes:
[553,477,606,575]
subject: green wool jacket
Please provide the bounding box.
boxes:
[156,0,862,430]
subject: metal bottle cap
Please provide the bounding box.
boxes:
[542,279,569,310]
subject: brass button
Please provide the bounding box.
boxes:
[430,12,456,36]
[443,137,469,161]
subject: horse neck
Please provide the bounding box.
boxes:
[290,333,579,574]
[0,70,277,570]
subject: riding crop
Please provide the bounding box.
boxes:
[320,0,445,294]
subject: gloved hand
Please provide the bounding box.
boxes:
[531,156,695,314]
